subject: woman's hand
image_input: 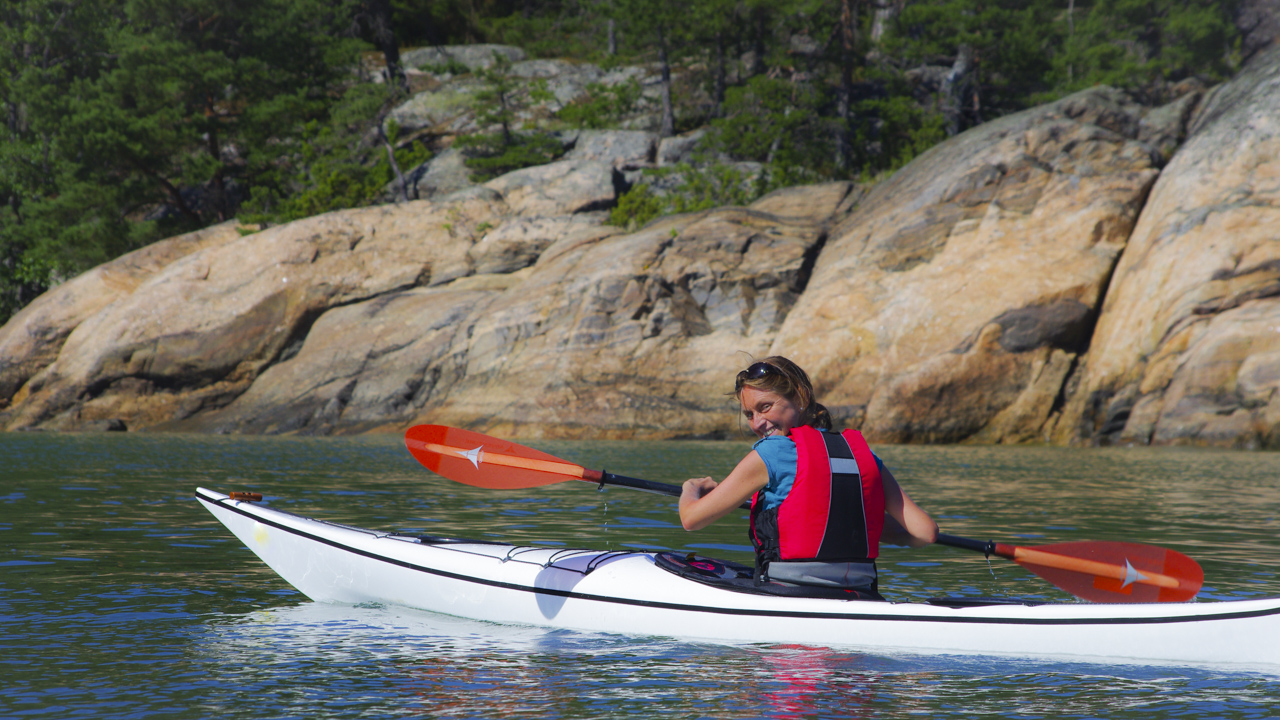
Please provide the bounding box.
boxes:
[678,451,769,532]
[682,477,718,500]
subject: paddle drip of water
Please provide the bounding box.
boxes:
[597,486,610,549]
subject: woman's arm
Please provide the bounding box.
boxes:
[679,451,769,531]
[880,465,938,548]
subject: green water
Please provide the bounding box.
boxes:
[3,432,1280,719]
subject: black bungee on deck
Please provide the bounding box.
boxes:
[654,552,885,601]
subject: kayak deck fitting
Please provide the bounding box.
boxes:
[196,487,1280,668]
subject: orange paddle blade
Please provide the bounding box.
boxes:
[1006,541,1203,603]
[404,425,590,489]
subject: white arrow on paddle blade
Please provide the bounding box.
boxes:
[456,446,484,469]
[1121,558,1149,589]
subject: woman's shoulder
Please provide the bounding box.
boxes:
[752,434,795,451]
[752,434,797,465]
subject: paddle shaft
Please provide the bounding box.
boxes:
[406,425,1202,601]
[411,435,751,507]
[584,469,748,504]
[424,437,1160,580]
[414,430,747,504]
[601,474,1183,591]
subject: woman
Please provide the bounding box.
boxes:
[680,356,937,595]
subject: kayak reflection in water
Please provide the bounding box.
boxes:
[680,356,938,598]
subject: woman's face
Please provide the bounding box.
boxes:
[739,385,804,439]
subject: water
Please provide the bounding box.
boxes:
[3,432,1279,719]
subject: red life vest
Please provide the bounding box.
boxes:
[750,426,886,564]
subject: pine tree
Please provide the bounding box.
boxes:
[0,0,365,320]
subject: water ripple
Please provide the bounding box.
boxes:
[2,432,1279,719]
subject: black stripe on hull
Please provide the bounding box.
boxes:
[196,489,1280,629]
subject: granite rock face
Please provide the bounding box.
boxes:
[400,45,527,72]
[1049,44,1280,448]
[1,192,507,431]
[401,147,475,200]
[563,129,657,168]
[387,45,671,139]
[180,183,852,438]
[5,53,1280,447]
[419,183,857,439]
[771,87,1163,444]
[482,159,621,216]
[0,221,244,409]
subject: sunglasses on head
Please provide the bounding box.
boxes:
[735,361,778,390]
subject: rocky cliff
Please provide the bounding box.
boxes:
[3,46,1279,446]
[1048,45,1280,449]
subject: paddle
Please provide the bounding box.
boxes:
[404,424,1204,603]
[934,534,1202,603]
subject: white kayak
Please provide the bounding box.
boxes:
[196,487,1280,667]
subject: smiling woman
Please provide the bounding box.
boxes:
[678,356,939,594]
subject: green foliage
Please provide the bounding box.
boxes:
[0,0,156,318]
[1050,0,1241,93]
[419,57,472,75]
[882,0,1062,116]
[609,184,667,230]
[711,75,839,176]
[238,82,432,224]
[483,11,599,59]
[608,164,762,231]
[243,140,432,224]
[456,131,565,182]
[470,52,522,142]
[853,95,949,176]
[452,51,565,181]
[0,0,1250,326]
[557,80,642,129]
[1,0,365,320]
[882,0,1240,110]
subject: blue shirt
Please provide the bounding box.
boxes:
[753,431,886,511]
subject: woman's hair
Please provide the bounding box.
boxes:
[733,355,833,430]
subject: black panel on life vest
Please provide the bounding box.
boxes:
[817,431,870,560]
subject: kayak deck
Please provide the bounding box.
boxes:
[196,487,1280,668]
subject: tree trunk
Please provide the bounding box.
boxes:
[751,7,767,76]
[376,120,411,203]
[1067,0,1075,83]
[713,30,726,116]
[142,164,201,224]
[205,122,229,221]
[836,0,860,171]
[498,85,512,146]
[868,0,902,59]
[607,18,617,55]
[941,44,974,137]
[359,0,405,89]
[656,24,676,137]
